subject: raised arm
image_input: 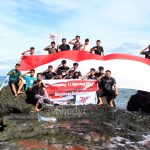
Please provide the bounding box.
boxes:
[65,67,74,75]
[44,45,50,51]
[21,71,30,77]
[69,39,75,44]
[54,64,62,73]
[81,71,90,80]
[140,47,148,55]
[22,49,31,55]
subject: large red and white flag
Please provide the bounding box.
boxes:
[19,51,150,92]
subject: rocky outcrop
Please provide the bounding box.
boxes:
[0,86,33,114]
[0,87,150,149]
[0,106,150,149]
[127,90,150,113]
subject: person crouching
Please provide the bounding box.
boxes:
[97,70,118,107]
[31,73,53,112]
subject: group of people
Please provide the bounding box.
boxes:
[7,35,150,112]
[7,60,118,111]
[22,36,104,56]
[21,35,150,60]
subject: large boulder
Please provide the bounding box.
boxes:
[127,90,150,112]
[0,86,33,114]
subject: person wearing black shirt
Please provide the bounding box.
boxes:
[73,71,81,79]
[140,45,150,59]
[95,66,105,80]
[82,68,96,80]
[64,70,74,79]
[59,38,70,51]
[56,60,70,77]
[32,73,49,112]
[41,65,56,79]
[97,70,118,107]
[67,63,82,77]
[87,68,97,80]
[53,73,63,79]
[90,40,104,56]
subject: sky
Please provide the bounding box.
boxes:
[0,0,150,75]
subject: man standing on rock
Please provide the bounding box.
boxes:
[97,70,118,107]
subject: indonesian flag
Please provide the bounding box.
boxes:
[19,51,150,92]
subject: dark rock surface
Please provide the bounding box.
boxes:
[0,106,150,149]
[0,87,150,149]
[0,86,32,115]
[127,90,150,113]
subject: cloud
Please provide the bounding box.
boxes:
[0,0,150,75]
[109,43,142,55]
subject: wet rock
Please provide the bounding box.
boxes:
[127,90,150,112]
[0,87,150,149]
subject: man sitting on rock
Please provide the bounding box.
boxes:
[97,70,118,107]
[21,69,36,97]
[7,63,23,97]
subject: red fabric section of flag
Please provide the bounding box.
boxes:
[19,51,150,71]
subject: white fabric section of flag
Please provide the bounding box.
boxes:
[32,59,150,92]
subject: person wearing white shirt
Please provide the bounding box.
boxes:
[81,38,91,52]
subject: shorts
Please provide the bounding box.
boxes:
[35,94,49,104]
[96,89,116,101]
[9,80,19,86]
